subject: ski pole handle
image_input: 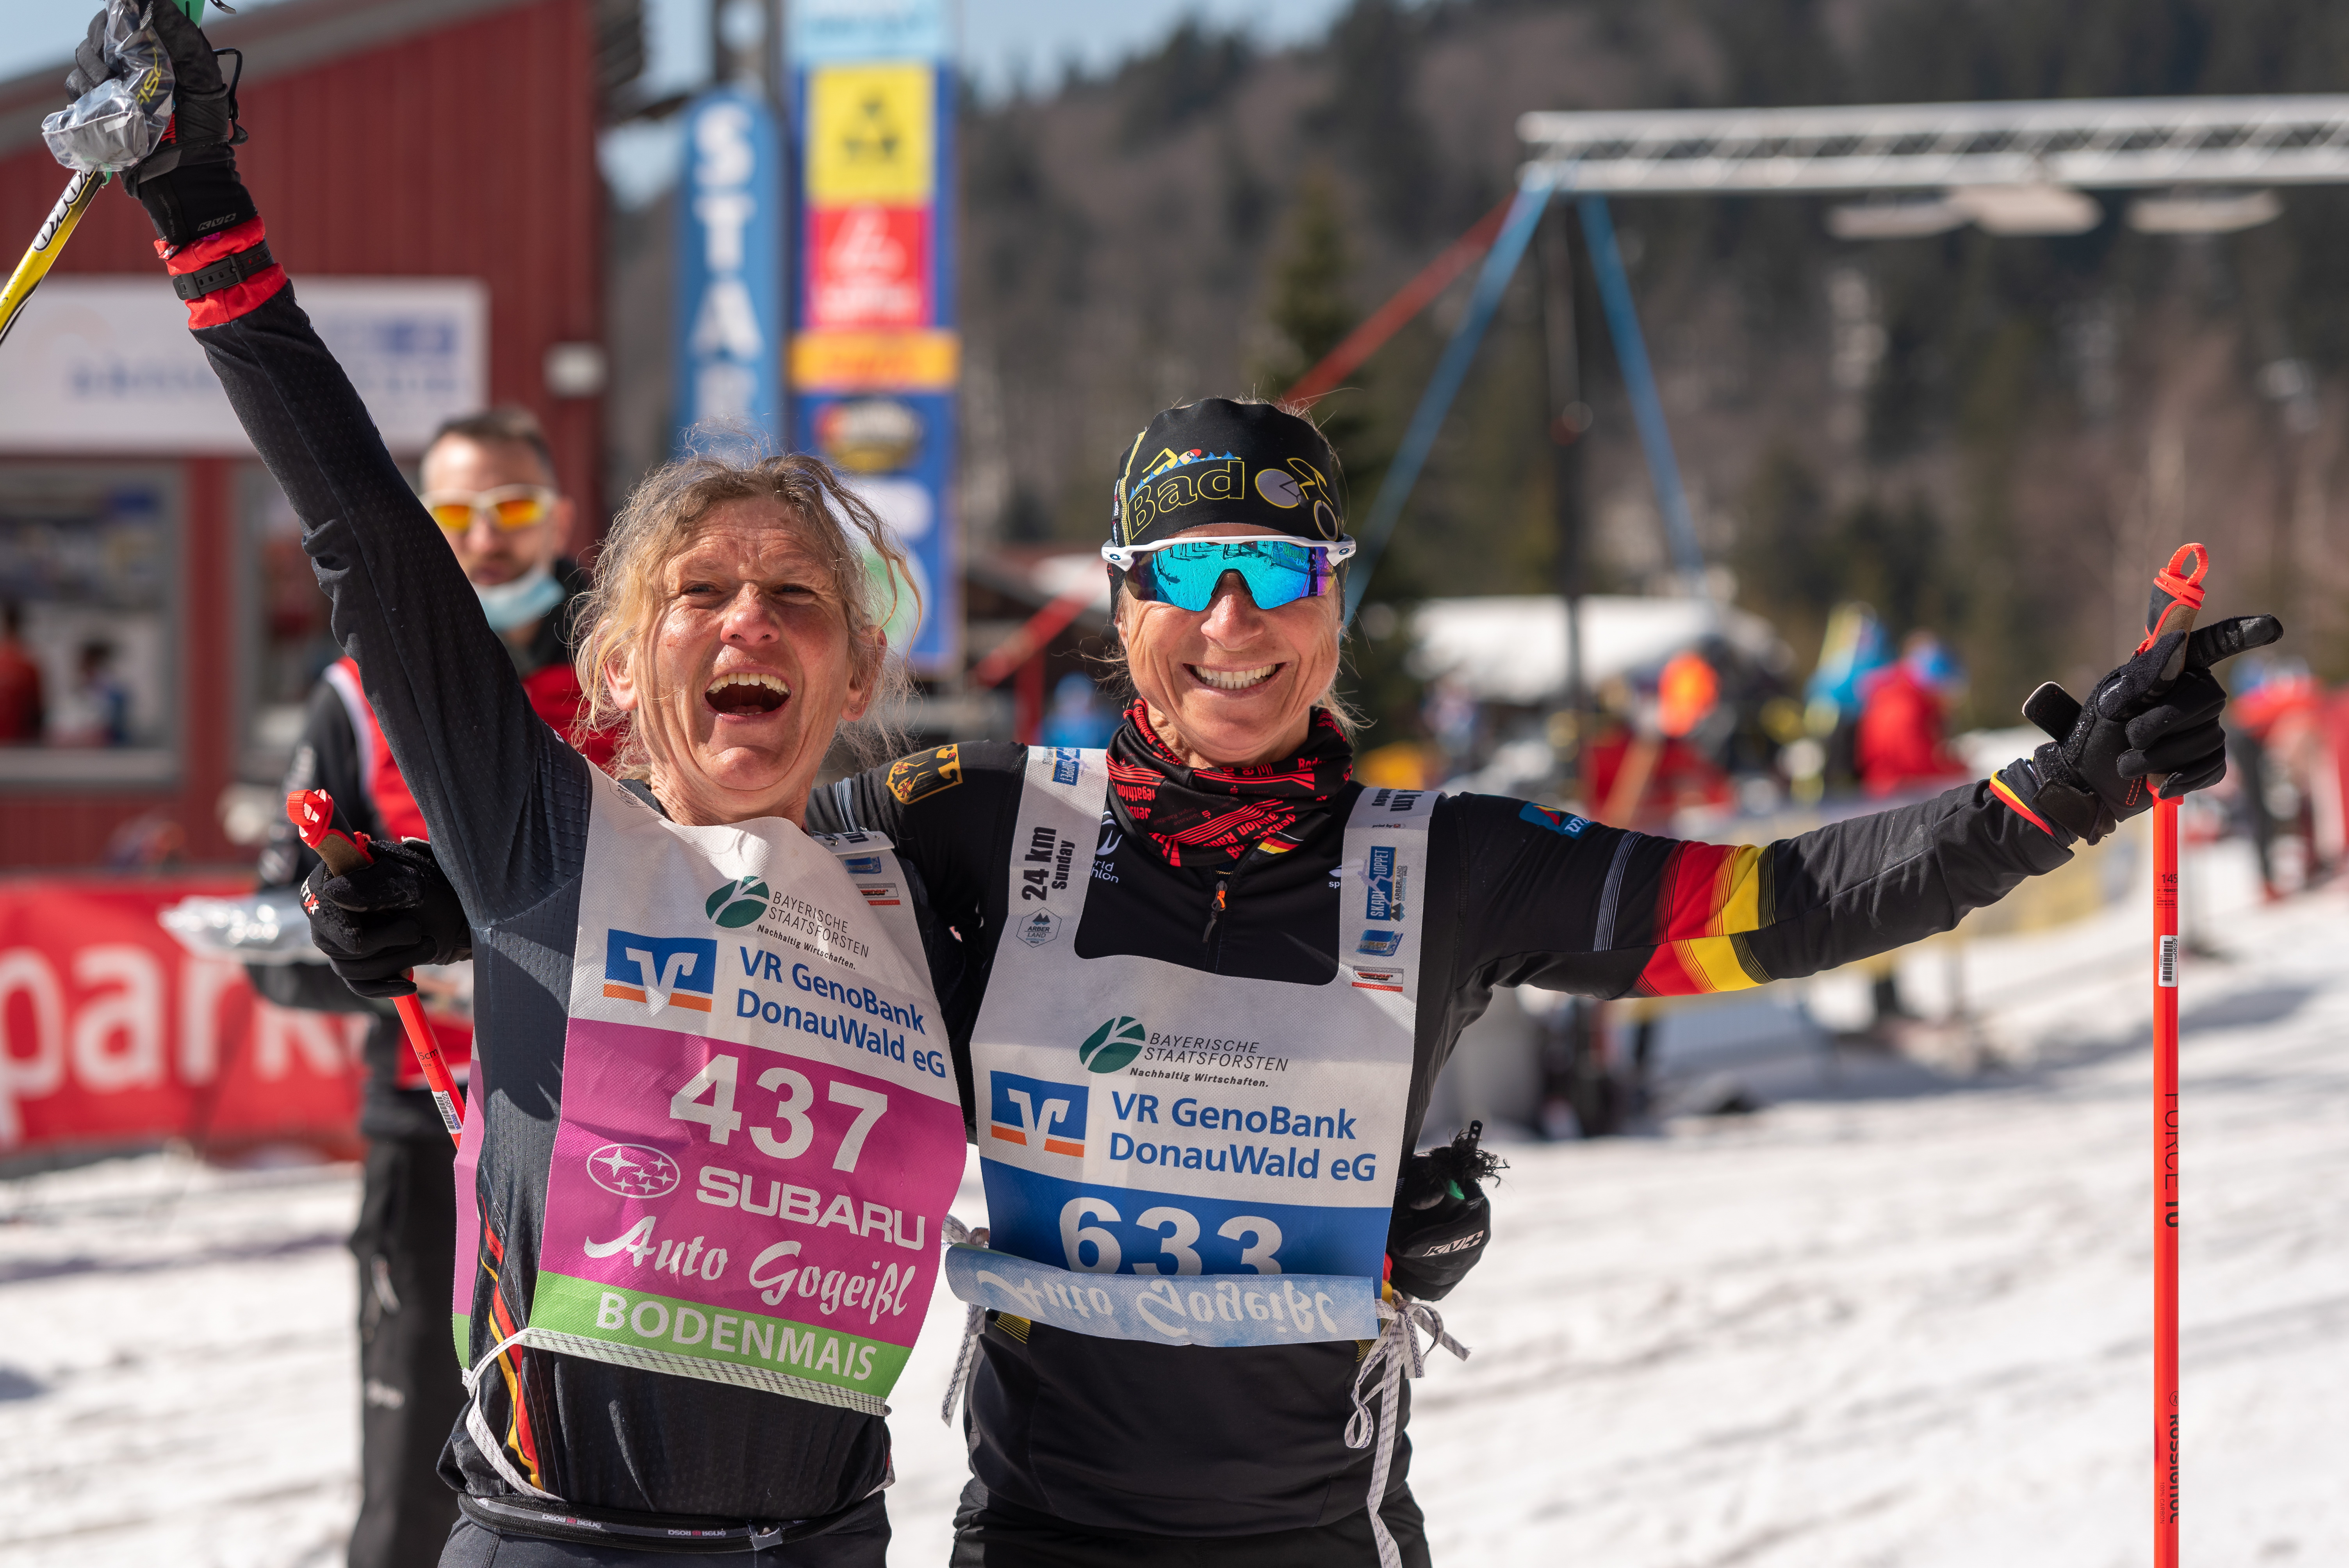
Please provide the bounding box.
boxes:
[286,789,468,1144]
[287,786,373,878]
[2139,542,2208,691]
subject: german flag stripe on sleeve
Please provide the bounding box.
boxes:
[1635,935,1773,996]
[1622,838,1780,996]
[1652,841,1773,941]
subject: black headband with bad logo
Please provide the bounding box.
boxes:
[1109,399,1347,549]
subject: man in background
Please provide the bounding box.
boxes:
[248,406,612,1568]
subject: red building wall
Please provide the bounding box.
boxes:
[0,0,602,867]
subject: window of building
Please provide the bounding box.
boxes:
[0,465,179,785]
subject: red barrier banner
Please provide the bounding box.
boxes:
[0,877,364,1156]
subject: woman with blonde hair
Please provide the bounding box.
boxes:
[64,5,971,1559]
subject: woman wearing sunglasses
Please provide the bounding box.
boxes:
[315,395,2274,1564]
[800,397,2276,1566]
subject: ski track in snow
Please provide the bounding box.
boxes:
[2,849,2340,1566]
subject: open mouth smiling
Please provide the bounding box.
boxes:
[1190,663,1279,691]
[705,671,790,716]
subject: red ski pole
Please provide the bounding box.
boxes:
[286,789,467,1145]
[2138,542,2207,1568]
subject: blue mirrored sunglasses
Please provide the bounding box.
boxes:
[1101,535,1357,612]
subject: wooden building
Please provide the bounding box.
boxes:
[0,0,607,866]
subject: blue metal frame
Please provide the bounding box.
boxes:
[1342,178,1708,618]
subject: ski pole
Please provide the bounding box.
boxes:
[285,788,467,1144]
[1,0,206,348]
[2139,542,2205,1568]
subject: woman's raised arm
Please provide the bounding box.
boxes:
[61,0,587,921]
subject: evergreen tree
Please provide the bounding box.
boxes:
[1313,0,1441,241]
[1253,169,1423,751]
[1253,167,1355,394]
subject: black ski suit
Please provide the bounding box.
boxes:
[191,281,906,1558]
[799,739,2071,1562]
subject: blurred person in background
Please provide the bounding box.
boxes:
[2225,656,2338,896]
[1855,631,1970,796]
[0,601,43,742]
[1804,601,1890,789]
[1586,657,1734,825]
[248,405,617,1568]
[53,638,130,745]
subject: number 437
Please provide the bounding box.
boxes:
[670,1053,887,1175]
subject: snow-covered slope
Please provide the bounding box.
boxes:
[4,857,2341,1566]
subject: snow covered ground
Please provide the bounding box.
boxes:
[3,842,2341,1566]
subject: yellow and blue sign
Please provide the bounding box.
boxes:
[789,0,958,673]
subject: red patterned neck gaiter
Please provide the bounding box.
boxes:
[1105,701,1355,868]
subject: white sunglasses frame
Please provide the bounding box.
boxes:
[1098,533,1358,572]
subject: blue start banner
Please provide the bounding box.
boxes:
[673,89,786,458]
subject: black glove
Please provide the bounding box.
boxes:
[1998,614,2282,845]
[1385,1121,1504,1302]
[301,837,472,1000]
[65,0,252,244]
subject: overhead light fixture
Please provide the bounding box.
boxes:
[1827,198,1966,240]
[1947,184,2103,236]
[2126,189,2283,235]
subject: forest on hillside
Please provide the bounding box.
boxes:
[950,0,2349,739]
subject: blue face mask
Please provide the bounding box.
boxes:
[474,562,565,632]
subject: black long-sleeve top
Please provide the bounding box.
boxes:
[806,743,2071,1533]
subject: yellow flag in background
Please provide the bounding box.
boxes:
[806,63,936,205]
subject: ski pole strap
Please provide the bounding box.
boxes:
[2135,543,2208,661]
[940,1214,989,1429]
[1343,1294,1470,1568]
[461,1324,564,1503]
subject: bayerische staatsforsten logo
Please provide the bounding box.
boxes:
[705,875,770,928]
[1077,1015,1147,1073]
